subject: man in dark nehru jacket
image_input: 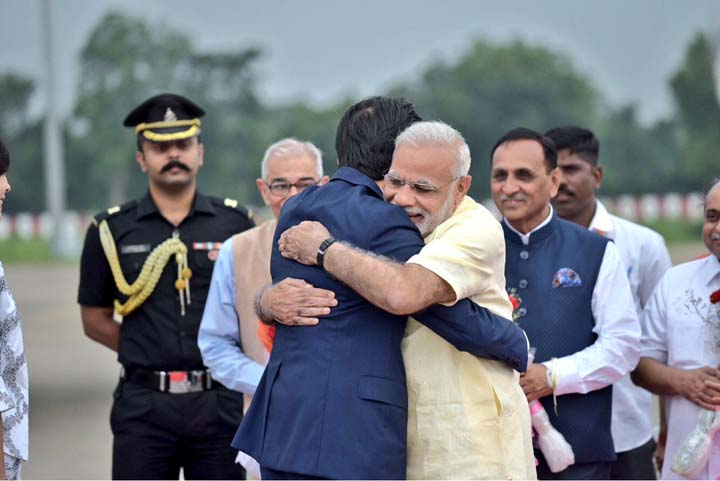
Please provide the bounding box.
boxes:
[491,127,640,480]
[77,93,254,480]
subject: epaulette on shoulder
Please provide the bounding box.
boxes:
[91,200,138,227]
[210,196,253,221]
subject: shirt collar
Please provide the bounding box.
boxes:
[701,253,720,287]
[331,166,384,199]
[588,200,615,239]
[136,190,214,220]
[503,204,554,245]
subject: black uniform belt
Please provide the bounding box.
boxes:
[122,368,220,393]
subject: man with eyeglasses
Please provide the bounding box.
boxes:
[198,138,328,477]
[259,120,535,479]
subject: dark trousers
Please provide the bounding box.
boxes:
[536,453,612,480]
[610,439,658,480]
[260,467,328,480]
[110,381,246,480]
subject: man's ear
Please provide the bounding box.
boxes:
[458,175,472,195]
[454,175,472,209]
[196,142,204,168]
[136,151,147,173]
[549,168,560,198]
[257,178,272,207]
[318,175,330,186]
[592,165,604,190]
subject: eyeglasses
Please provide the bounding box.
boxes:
[384,172,461,196]
[266,179,319,196]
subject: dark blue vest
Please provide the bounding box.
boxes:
[503,214,616,464]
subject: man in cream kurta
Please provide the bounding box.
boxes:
[402,196,535,479]
[273,121,534,480]
[403,195,534,480]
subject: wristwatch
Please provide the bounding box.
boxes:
[316,236,337,269]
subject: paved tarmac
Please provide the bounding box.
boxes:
[7,264,117,479]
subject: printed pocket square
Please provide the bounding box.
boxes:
[552,267,582,288]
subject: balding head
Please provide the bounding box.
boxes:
[703,177,720,259]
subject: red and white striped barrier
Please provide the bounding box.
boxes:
[0,212,92,241]
[0,193,707,241]
[481,192,706,224]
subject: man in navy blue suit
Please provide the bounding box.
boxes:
[232,97,529,480]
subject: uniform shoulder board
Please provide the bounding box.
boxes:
[92,200,137,226]
[210,196,253,222]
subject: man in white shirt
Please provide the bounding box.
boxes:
[491,127,640,479]
[632,179,720,480]
[546,126,672,479]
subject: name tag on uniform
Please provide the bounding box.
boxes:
[193,242,224,261]
[120,244,152,254]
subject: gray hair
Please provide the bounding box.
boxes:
[394,121,471,178]
[706,177,720,206]
[261,138,323,180]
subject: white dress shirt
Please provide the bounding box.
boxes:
[198,239,265,394]
[640,254,720,480]
[504,206,641,396]
[590,200,672,452]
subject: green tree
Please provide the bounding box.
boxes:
[597,106,679,195]
[0,73,34,136]
[0,73,44,213]
[69,11,192,209]
[668,32,720,192]
[391,39,600,199]
[179,50,268,204]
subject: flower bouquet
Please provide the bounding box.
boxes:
[672,407,720,477]
[526,347,575,473]
[672,289,720,476]
[530,400,575,473]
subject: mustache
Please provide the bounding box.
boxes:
[403,207,426,217]
[500,193,527,202]
[389,199,427,218]
[557,185,575,196]
[161,160,191,173]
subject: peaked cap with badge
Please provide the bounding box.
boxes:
[90,94,212,317]
[124,93,205,143]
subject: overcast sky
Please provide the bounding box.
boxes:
[1,0,718,124]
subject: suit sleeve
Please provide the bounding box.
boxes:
[367,206,425,262]
[370,207,529,372]
[415,300,529,372]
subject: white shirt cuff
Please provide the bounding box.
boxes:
[543,357,583,396]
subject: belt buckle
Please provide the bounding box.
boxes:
[167,371,205,394]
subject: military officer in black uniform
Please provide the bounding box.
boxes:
[78,93,254,480]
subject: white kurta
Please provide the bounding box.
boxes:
[590,200,672,452]
[641,254,720,479]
